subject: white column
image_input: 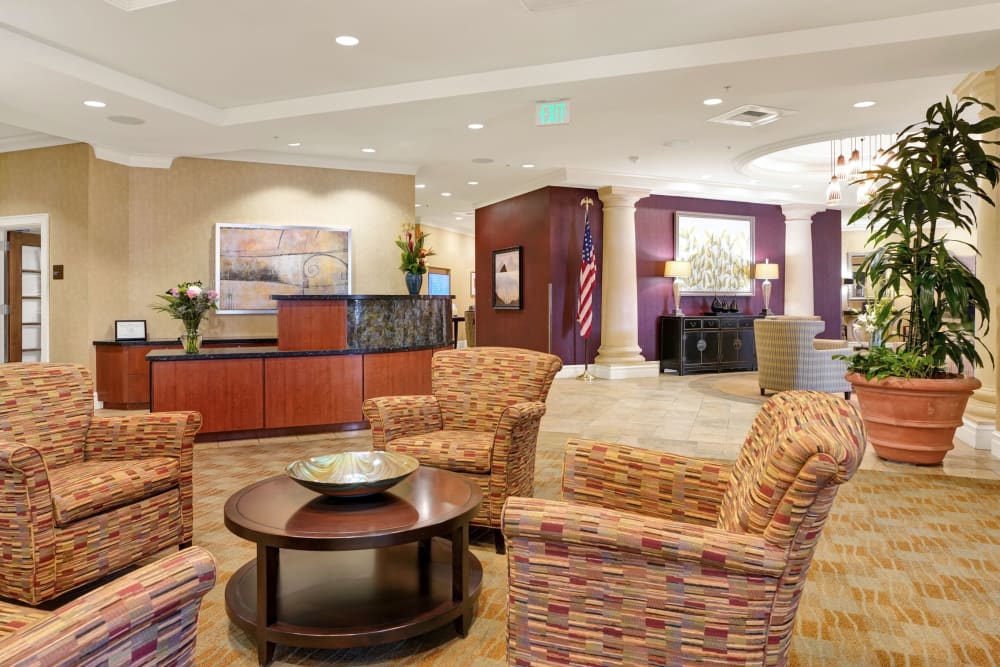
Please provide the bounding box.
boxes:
[593,186,650,371]
[781,205,821,316]
[955,69,999,453]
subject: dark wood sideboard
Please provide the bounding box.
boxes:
[659,315,760,375]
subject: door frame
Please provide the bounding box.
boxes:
[0,214,49,362]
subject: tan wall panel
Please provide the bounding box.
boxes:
[129,158,415,340]
[420,224,475,340]
[88,153,130,367]
[0,144,90,364]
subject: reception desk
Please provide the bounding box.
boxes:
[148,295,452,438]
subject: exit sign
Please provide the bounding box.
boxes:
[535,100,570,126]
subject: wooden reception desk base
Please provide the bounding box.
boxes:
[149,346,444,439]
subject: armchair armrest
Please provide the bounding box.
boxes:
[0,546,217,666]
[84,411,201,461]
[502,496,784,577]
[363,395,442,450]
[562,438,731,526]
[489,401,547,498]
[0,441,57,604]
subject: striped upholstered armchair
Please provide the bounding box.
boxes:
[0,363,201,605]
[503,390,865,666]
[0,546,216,666]
[754,317,853,398]
[363,347,562,553]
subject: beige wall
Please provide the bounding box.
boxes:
[420,223,475,340]
[0,144,91,364]
[0,145,426,368]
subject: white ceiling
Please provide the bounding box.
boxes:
[3,0,1000,234]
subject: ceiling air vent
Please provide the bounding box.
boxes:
[519,0,601,12]
[708,105,792,128]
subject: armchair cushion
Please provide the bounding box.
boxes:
[386,430,493,473]
[48,458,179,526]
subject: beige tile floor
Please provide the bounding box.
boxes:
[160,371,1000,481]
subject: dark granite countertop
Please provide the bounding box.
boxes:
[95,337,277,347]
[146,342,449,361]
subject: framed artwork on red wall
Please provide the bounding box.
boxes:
[492,246,522,310]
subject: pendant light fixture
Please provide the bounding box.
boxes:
[826,141,842,205]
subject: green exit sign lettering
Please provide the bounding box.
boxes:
[535,101,570,126]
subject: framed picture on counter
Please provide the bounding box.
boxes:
[115,319,147,341]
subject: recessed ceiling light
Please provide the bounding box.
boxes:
[792,184,802,188]
[521,163,535,168]
[335,35,360,46]
[703,98,723,106]
[415,183,426,189]
[467,180,479,185]
[702,174,713,180]
[853,100,877,108]
[83,100,106,108]
[287,142,301,147]
[455,216,463,220]
[415,203,424,207]
[441,192,452,197]
[467,123,485,130]
[361,147,376,153]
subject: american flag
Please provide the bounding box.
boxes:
[577,210,596,338]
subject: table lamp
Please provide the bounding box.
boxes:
[664,260,691,316]
[754,260,779,315]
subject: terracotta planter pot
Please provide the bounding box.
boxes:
[845,372,980,465]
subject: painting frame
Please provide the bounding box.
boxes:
[674,212,755,296]
[214,223,351,314]
[492,246,522,310]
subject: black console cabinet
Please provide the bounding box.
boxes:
[659,315,759,375]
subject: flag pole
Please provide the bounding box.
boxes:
[577,196,595,382]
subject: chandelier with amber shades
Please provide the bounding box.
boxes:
[824,134,896,207]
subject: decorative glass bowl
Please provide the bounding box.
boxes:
[285,451,420,497]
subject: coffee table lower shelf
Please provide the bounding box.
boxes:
[225,538,483,653]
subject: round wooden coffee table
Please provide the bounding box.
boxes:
[223,466,483,665]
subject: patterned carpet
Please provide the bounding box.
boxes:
[188,428,1000,666]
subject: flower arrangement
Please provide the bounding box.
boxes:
[853,296,897,348]
[395,222,434,275]
[152,281,218,353]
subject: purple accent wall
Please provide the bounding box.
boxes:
[475,187,842,363]
[811,209,844,339]
[635,196,787,360]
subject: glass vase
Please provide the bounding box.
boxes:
[181,328,202,354]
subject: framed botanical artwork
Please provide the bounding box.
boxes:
[492,246,522,310]
[114,319,147,341]
[214,223,351,314]
[674,212,754,295]
[847,252,871,302]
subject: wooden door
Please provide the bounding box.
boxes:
[6,231,42,362]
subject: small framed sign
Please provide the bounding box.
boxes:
[115,319,147,341]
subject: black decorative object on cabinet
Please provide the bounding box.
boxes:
[659,315,760,375]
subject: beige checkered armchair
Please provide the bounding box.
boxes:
[363,347,562,553]
[0,363,201,605]
[502,390,866,667]
[754,317,853,398]
[0,546,216,666]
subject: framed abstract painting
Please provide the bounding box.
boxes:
[492,246,522,310]
[214,223,351,314]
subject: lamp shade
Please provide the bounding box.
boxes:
[754,262,779,280]
[664,260,691,278]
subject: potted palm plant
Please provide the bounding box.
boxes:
[843,96,1000,464]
